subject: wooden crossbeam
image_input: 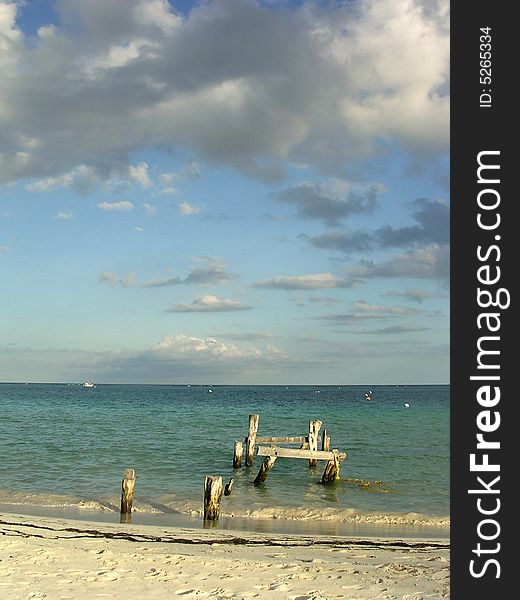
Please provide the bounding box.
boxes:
[253,436,308,444]
[256,445,346,461]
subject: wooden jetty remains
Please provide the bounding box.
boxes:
[235,414,347,485]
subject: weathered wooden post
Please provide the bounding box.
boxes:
[254,456,277,485]
[120,468,136,517]
[203,476,223,521]
[321,429,331,452]
[321,450,341,484]
[245,414,259,467]
[233,441,243,468]
[224,478,235,496]
[308,420,322,467]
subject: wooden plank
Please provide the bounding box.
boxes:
[254,436,307,444]
[256,445,346,461]
[245,414,259,467]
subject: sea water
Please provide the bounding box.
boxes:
[0,383,449,537]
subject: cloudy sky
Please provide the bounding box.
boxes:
[0,0,449,384]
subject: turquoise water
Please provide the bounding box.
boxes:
[0,383,449,535]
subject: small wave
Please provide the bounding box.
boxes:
[0,489,449,528]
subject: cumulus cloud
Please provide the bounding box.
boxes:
[81,333,294,381]
[0,0,448,185]
[166,294,251,312]
[253,273,353,290]
[97,200,134,211]
[128,161,151,188]
[183,257,238,285]
[149,334,261,359]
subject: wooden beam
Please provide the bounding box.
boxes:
[254,436,307,444]
[322,451,341,483]
[254,456,277,485]
[256,445,346,461]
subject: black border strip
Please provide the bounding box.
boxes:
[451,2,513,596]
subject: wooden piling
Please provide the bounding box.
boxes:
[254,456,277,485]
[321,451,341,484]
[203,476,223,521]
[321,429,331,452]
[245,414,259,467]
[233,441,243,468]
[120,468,136,515]
[224,478,235,496]
[308,420,322,467]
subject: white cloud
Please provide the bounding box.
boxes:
[128,161,151,188]
[349,243,449,280]
[178,201,202,216]
[25,165,101,193]
[142,202,156,215]
[97,200,134,211]
[167,294,251,312]
[0,0,448,185]
[99,257,237,288]
[99,271,138,287]
[54,211,74,220]
[150,334,261,360]
[253,273,352,290]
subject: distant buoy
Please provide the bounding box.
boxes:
[404,402,410,408]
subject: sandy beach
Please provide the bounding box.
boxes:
[0,512,449,600]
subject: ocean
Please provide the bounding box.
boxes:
[0,383,449,538]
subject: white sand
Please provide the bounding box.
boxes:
[0,512,449,599]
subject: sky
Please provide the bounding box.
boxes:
[0,0,450,385]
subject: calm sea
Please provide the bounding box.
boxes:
[0,383,449,538]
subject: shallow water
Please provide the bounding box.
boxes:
[0,383,449,534]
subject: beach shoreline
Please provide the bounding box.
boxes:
[0,500,449,541]
[1,510,450,599]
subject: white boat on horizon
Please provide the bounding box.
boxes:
[82,381,96,388]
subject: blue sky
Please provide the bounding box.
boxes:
[0,0,449,384]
